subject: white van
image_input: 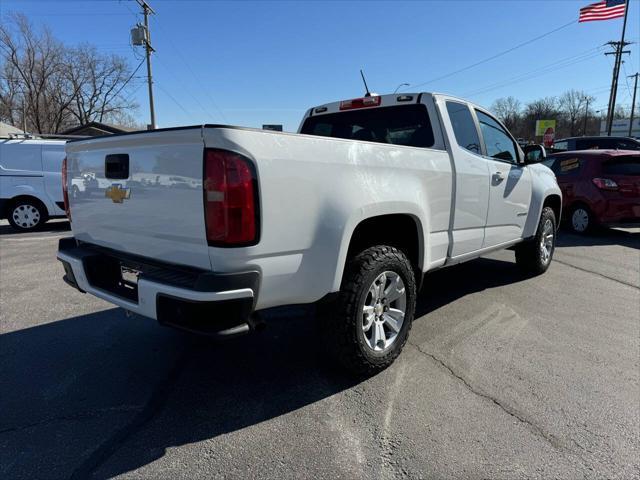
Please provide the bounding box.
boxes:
[0,138,67,231]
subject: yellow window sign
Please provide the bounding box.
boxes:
[560,158,580,172]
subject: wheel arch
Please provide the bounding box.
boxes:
[3,194,49,218]
[522,170,563,238]
[332,211,427,292]
[543,194,562,229]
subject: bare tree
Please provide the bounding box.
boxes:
[520,97,559,138]
[490,96,521,132]
[0,13,138,133]
[67,44,138,126]
[613,104,629,119]
[559,89,594,137]
[0,13,74,133]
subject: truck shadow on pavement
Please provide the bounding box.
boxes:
[556,227,639,249]
[415,257,531,319]
[1,257,532,479]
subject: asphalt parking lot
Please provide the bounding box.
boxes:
[0,219,638,479]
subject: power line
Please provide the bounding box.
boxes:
[152,20,228,122]
[463,47,604,97]
[153,52,219,120]
[155,81,192,118]
[110,57,146,101]
[405,19,577,90]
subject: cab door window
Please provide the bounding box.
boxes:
[475,110,518,163]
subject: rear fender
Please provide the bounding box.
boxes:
[331,202,428,292]
[2,182,56,216]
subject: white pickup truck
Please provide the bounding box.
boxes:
[58,93,561,374]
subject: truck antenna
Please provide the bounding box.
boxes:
[360,69,372,97]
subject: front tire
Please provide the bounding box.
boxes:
[7,199,48,232]
[324,246,417,376]
[515,206,556,275]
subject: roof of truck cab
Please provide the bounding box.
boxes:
[306,92,494,119]
[308,92,433,112]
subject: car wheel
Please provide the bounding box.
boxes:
[515,206,556,275]
[71,185,81,199]
[7,199,48,232]
[323,245,416,376]
[569,205,592,234]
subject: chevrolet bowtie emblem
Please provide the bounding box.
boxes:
[105,184,131,203]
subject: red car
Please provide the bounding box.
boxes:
[542,150,640,233]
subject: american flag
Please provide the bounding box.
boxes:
[579,0,627,22]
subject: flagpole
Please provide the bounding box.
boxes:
[607,0,630,135]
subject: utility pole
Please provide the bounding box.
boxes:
[605,41,631,135]
[135,0,156,130]
[606,0,630,136]
[583,97,590,136]
[629,72,639,137]
[21,98,26,133]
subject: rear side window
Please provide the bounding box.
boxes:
[446,102,481,154]
[553,141,569,152]
[300,104,435,148]
[0,142,43,173]
[602,156,640,175]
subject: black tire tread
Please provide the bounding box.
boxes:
[515,206,556,275]
[325,245,416,376]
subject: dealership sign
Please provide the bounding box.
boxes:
[535,120,556,147]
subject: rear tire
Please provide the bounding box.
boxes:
[7,198,48,232]
[568,204,592,234]
[323,246,416,376]
[515,206,556,275]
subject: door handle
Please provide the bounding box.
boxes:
[492,171,505,183]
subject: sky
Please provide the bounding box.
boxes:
[2,0,639,131]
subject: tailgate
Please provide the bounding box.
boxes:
[65,128,211,269]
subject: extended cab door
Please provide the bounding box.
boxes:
[440,99,491,256]
[473,109,532,247]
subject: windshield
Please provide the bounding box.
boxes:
[300,104,435,148]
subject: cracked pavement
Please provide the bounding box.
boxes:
[1,220,638,479]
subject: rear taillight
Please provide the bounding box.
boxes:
[592,178,619,191]
[204,149,258,246]
[61,156,71,221]
[339,95,382,110]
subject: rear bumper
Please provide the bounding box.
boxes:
[57,238,260,337]
[597,200,640,226]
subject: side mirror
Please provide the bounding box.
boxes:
[523,144,547,164]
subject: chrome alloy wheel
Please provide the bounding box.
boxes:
[571,208,589,233]
[539,218,554,264]
[12,204,41,229]
[362,271,407,352]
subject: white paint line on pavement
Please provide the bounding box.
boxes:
[0,234,68,242]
